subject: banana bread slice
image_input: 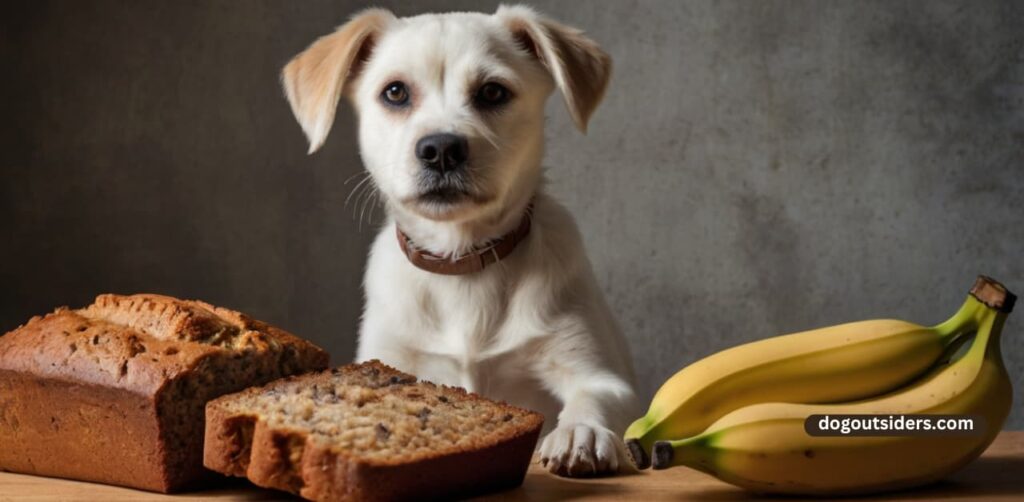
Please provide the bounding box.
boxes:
[205,360,544,501]
[0,294,328,492]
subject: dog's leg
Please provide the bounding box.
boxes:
[354,336,416,371]
[354,309,420,374]
[532,322,638,477]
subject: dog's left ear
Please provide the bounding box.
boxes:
[283,9,396,154]
[496,5,612,133]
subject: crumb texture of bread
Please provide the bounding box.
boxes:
[205,360,544,501]
[0,293,329,493]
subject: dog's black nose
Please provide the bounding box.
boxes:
[416,133,468,173]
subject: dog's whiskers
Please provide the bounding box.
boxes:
[343,170,367,186]
[358,182,382,231]
[480,128,501,151]
[344,173,373,208]
[355,180,375,229]
[340,171,386,231]
[368,185,382,225]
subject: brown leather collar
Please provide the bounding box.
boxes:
[396,206,533,275]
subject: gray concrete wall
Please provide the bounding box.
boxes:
[3,1,1023,427]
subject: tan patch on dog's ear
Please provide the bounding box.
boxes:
[497,5,612,133]
[282,8,395,154]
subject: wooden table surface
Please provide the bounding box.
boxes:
[1,432,1021,501]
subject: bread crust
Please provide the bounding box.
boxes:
[0,371,168,489]
[204,362,544,501]
[0,294,328,492]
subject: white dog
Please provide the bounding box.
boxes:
[282,5,638,477]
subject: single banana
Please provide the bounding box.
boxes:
[625,278,994,469]
[651,280,1015,495]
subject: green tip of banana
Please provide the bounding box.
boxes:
[652,441,673,470]
[626,439,650,470]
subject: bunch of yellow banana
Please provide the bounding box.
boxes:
[625,276,1015,495]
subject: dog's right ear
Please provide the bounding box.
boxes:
[282,9,395,154]
[496,5,611,134]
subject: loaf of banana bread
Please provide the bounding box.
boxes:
[205,360,544,501]
[0,294,328,492]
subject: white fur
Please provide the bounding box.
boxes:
[283,5,638,477]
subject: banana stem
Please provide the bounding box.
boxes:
[970,309,1007,363]
[625,416,658,469]
[931,276,1016,338]
[652,437,711,471]
[965,276,1014,363]
[931,296,984,338]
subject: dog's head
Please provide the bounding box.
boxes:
[282,6,610,224]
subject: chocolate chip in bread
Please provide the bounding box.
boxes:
[204,360,544,501]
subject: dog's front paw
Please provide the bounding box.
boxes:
[538,423,624,477]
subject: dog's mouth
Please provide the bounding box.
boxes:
[412,170,478,205]
[402,170,495,219]
[418,186,469,204]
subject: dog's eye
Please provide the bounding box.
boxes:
[381,82,409,106]
[474,82,511,108]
